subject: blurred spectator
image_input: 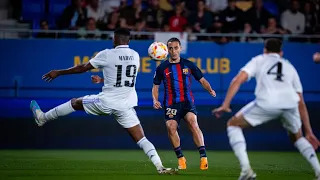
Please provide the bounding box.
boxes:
[133,19,149,39]
[281,0,305,34]
[36,20,56,39]
[100,11,120,39]
[86,0,107,23]
[184,0,198,13]
[303,1,318,34]
[189,0,212,33]
[100,0,122,15]
[206,0,228,13]
[220,0,244,33]
[261,17,287,36]
[185,25,197,41]
[167,1,187,32]
[272,0,291,12]
[120,0,147,29]
[162,24,171,32]
[159,0,173,11]
[78,17,101,39]
[57,0,88,30]
[315,0,320,22]
[119,0,128,11]
[236,0,253,11]
[206,13,224,33]
[245,0,271,33]
[146,0,166,31]
[206,16,228,44]
[105,11,120,31]
[240,23,263,42]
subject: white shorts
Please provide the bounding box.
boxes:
[82,94,140,129]
[236,101,302,134]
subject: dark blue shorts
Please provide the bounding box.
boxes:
[164,101,197,124]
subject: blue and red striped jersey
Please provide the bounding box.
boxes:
[153,58,204,106]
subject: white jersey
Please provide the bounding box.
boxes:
[89,45,140,110]
[241,53,302,109]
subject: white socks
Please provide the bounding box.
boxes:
[40,100,75,121]
[137,137,163,170]
[294,137,320,176]
[228,126,320,177]
[227,126,251,172]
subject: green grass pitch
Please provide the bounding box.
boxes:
[0,150,318,180]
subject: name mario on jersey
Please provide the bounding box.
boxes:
[119,56,134,61]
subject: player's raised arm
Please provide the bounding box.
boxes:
[221,71,248,108]
[152,66,163,109]
[213,57,257,117]
[42,50,107,82]
[42,62,95,82]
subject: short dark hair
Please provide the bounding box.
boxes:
[264,38,282,53]
[114,28,130,36]
[114,28,130,44]
[167,37,181,46]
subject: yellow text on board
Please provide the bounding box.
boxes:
[74,53,230,74]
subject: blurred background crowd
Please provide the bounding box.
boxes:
[5,0,320,42]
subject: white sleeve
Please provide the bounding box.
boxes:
[292,67,303,93]
[280,11,288,30]
[240,57,257,81]
[89,50,108,68]
[299,13,305,34]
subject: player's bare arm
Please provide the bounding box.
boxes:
[199,77,216,97]
[42,62,95,82]
[91,75,104,84]
[213,71,248,117]
[297,92,320,149]
[152,84,162,109]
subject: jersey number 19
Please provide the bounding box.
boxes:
[114,65,137,87]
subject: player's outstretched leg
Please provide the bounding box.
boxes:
[227,115,256,180]
[184,112,208,170]
[166,120,187,170]
[289,130,320,179]
[30,98,83,126]
[126,123,178,174]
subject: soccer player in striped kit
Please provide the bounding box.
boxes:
[152,38,216,170]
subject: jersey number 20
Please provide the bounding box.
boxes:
[267,62,283,81]
[114,65,137,87]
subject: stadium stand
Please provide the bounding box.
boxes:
[0,0,319,42]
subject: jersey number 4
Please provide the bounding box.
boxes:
[267,62,283,81]
[114,65,137,87]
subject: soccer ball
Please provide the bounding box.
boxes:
[148,42,168,61]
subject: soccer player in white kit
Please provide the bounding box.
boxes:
[30,28,177,175]
[213,38,320,180]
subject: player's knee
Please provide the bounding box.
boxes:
[288,129,303,143]
[188,120,200,131]
[227,116,249,129]
[166,120,178,134]
[227,117,238,127]
[71,98,82,110]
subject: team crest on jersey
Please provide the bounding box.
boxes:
[183,68,189,74]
